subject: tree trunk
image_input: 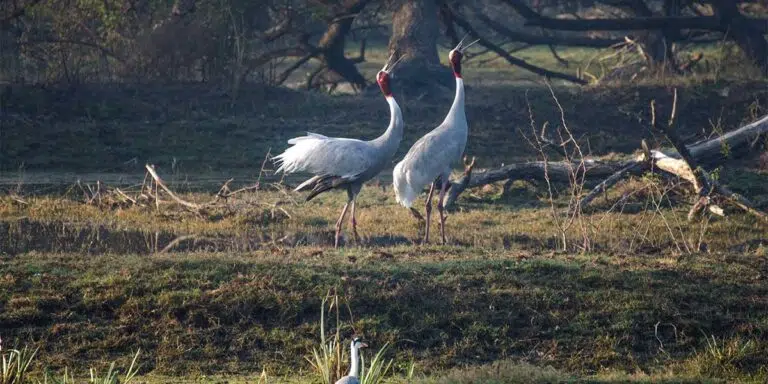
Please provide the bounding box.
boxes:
[654,0,681,70]
[386,0,453,98]
[389,0,441,68]
[618,0,679,71]
[711,0,768,74]
[316,12,368,92]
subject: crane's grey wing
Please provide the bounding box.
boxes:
[393,129,466,207]
[273,135,374,180]
[402,129,465,179]
[334,376,359,384]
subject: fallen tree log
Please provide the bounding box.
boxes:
[642,149,768,222]
[687,114,768,166]
[443,114,768,210]
[645,96,766,222]
[442,159,634,208]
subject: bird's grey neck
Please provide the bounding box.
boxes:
[445,77,466,125]
[372,96,404,147]
[350,344,360,377]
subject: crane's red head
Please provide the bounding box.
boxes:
[377,71,392,97]
[377,53,404,98]
[449,50,464,78]
[449,35,479,79]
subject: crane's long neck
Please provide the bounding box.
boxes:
[443,77,466,128]
[372,96,404,148]
[349,344,360,378]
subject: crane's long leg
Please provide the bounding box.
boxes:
[423,181,437,245]
[335,200,351,248]
[409,208,425,222]
[436,178,450,245]
[349,197,360,244]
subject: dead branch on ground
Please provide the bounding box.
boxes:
[582,93,767,223]
[142,164,291,219]
[443,111,768,225]
[443,159,632,208]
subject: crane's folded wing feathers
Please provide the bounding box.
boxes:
[393,130,465,208]
[273,134,374,180]
[287,132,328,145]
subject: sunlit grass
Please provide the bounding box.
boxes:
[1,42,767,384]
[1,245,767,382]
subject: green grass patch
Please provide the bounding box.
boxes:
[1,248,767,382]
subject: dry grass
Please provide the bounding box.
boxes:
[1,245,767,382]
[1,172,766,253]
[1,171,768,382]
[2,45,768,383]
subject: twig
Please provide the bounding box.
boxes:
[442,156,476,208]
[159,235,200,253]
[145,164,201,211]
[219,183,260,199]
[651,90,716,220]
[651,93,710,194]
[579,159,647,208]
[113,188,136,205]
[10,194,28,205]
[539,122,568,158]
[260,201,292,220]
[716,185,768,223]
[257,148,273,183]
[447,7,587,85]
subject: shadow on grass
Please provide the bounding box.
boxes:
[0,219,420,254]
[0,250,766,381]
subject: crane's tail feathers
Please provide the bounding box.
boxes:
[272,134,328,174]
[294,175,321,192]
[305,175,348,201]
[393,162,419,208]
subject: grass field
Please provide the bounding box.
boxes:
[1,44,768,383]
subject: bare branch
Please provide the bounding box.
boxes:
[447,7,587,84]
[15,39,125,62]
[465,2,622,48]
[651,91,711,195]
[145,164,201,211]
[0,0,42,26]
[498,0,768,33]
[579,160,648,208]
[275,50,319,85]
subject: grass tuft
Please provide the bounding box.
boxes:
[679,334,768,381]
[1,344,38,384]
[360,342,393,384]
[306,294,347,384]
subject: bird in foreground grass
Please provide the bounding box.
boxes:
[392,36,478,244]
[335,337,368,384]
[273,56,404,248]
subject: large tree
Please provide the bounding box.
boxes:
[385,0,454,97]
[501,0,768,74]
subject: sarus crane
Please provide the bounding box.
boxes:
[334,337,368,384]
[392,36,478,244]
[273,56,404,248]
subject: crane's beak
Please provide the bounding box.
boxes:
[361,342,369,348]
[454,34,480,53]
[381,53,395,73]
[461,39,480,53]
[381,53,405,74]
